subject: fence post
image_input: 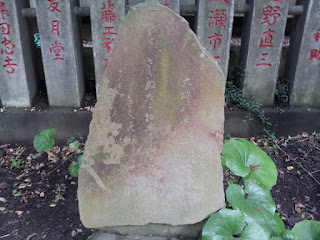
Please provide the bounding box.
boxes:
[0,0,37,107]
[197,0,234,80]
[90,0,126,96]
[36,0,84,107]
[240,0,289,105]
[145,0,180,14]
[79,0,89,7]
[286,0,320,106]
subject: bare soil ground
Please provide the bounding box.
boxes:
[0,133,319,240]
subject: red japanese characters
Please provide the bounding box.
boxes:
[48,0,61,13]
[102,1,116,22]
[163,1,170,8]
[256,1,283,68]
[50,41,65,61]
[309,29,320,61]
[207,0,229,64]
[101,2,117,69]
[0,2,17,74]
[48,0,65,61]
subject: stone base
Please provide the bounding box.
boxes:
[100,221,205,238]
[90,231,201,240]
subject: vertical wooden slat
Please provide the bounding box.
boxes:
[286,0,320,106]
[36,0,84,107]
[240,0,289,105]
[197,0,235,80]
[0,0,37,107]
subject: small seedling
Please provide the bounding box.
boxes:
[69,155,83,177]
[10,158,22,170]
[12,189,22,196]
[69,140,80,151]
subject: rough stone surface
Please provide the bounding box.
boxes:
[146,0,179,14]
[0,0,37,107]
[78,2,225,234]
[129,0,179,13]
[197,0,234,79]
[36,0,84,107]
[240,0,289,105]
[286,0,320,106]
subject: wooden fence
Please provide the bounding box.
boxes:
[0,0,319,108]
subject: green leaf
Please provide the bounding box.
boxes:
[241,223,268,240]
[270,230,297,240]
[68,155,83,177]
[202,208,268,240]
[280,230,297,240]
[69,141,80,151]
[33,128,56,153]
[226,178,285,237]
[292,220,320,240]
[202,208,245,240]
[222,139,277,189]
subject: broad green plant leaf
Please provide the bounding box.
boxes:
[33,128,56,153]
[270,230,297,240]
[69,141,80,151]
[221,139,277,189]
[202,208,268,240]
[240,223,268,240]
[226,178,285,237]
[68,155,83,177]
[292,220,320,240]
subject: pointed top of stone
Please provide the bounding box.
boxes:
[78,3,225,237]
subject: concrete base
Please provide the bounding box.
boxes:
[0,107,319,144]
[89,231,200,240]
[101,222,204,238]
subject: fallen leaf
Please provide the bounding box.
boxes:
[49,202,56,207]
[287,166,294,171]
[40,192,44,198]
[26,233,38,240]
[15,210,23,216]
[16,172,27,180]
[0,197,7,203]
[18,183,28,189]
[71,230,77,237]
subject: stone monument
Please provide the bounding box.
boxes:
[78,3,225,238]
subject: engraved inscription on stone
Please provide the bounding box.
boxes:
[78,3,226,232]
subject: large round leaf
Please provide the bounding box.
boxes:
[226,178,285,237]
[202,209,245,240]
[241,223,268,240]
[222,139,277,189]
[270,230,297,240]
[33,128,56,153]
[292,220,320,240]
[202,208,268,240]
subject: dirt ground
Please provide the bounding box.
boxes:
[0,132,319,240]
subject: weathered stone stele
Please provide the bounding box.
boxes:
[78,3,225,237]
